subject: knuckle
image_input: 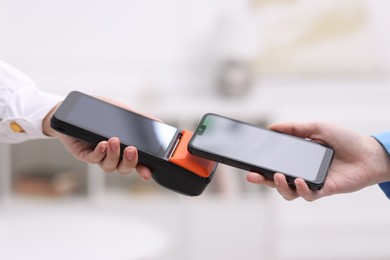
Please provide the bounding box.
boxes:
[99,163,117,173]
[283,196,295,201]
[304,196,316,202]
[117,164,136,175]
[119,169,133,175]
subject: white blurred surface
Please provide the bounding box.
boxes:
[0,202,168,260]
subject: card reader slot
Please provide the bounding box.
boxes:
[169,130,217,178]
[168,132,182,160]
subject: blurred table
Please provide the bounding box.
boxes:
[0,203,168,260]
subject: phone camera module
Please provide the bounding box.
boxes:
[198,125,206,135]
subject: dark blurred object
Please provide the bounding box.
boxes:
[217,59,253,97]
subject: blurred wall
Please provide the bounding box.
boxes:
[1,1,390,259]
[1,0,389,133]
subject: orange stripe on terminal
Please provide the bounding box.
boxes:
[169,130,216,178]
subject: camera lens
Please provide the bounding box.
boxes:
[198,125,206,134]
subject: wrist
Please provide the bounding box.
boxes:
[42,102,62,137]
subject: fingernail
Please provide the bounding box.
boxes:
[141,172,151,181]
[100,143,107,153]
[110,140,119,152]
[274,177,280,187]
[294,179,300,190]
[126,148,135,160]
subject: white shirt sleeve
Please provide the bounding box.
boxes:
[0,61,64,143]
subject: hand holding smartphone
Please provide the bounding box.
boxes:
[188,113,334,190]
[50,91,217,196]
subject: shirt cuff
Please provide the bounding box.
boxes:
[0,90,63,143]
[372,132,390,155]
[372,132,390,199]
[0,118,45,143]
[379,182,390,199]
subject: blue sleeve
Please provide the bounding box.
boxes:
[372,132,390,199]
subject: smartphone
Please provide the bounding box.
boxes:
[188,113,334,190]
[50,91,217,196]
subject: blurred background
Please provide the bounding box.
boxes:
[1,0,390,259]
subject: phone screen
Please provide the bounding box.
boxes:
[190,114,333,182]
[57,93,178,158]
